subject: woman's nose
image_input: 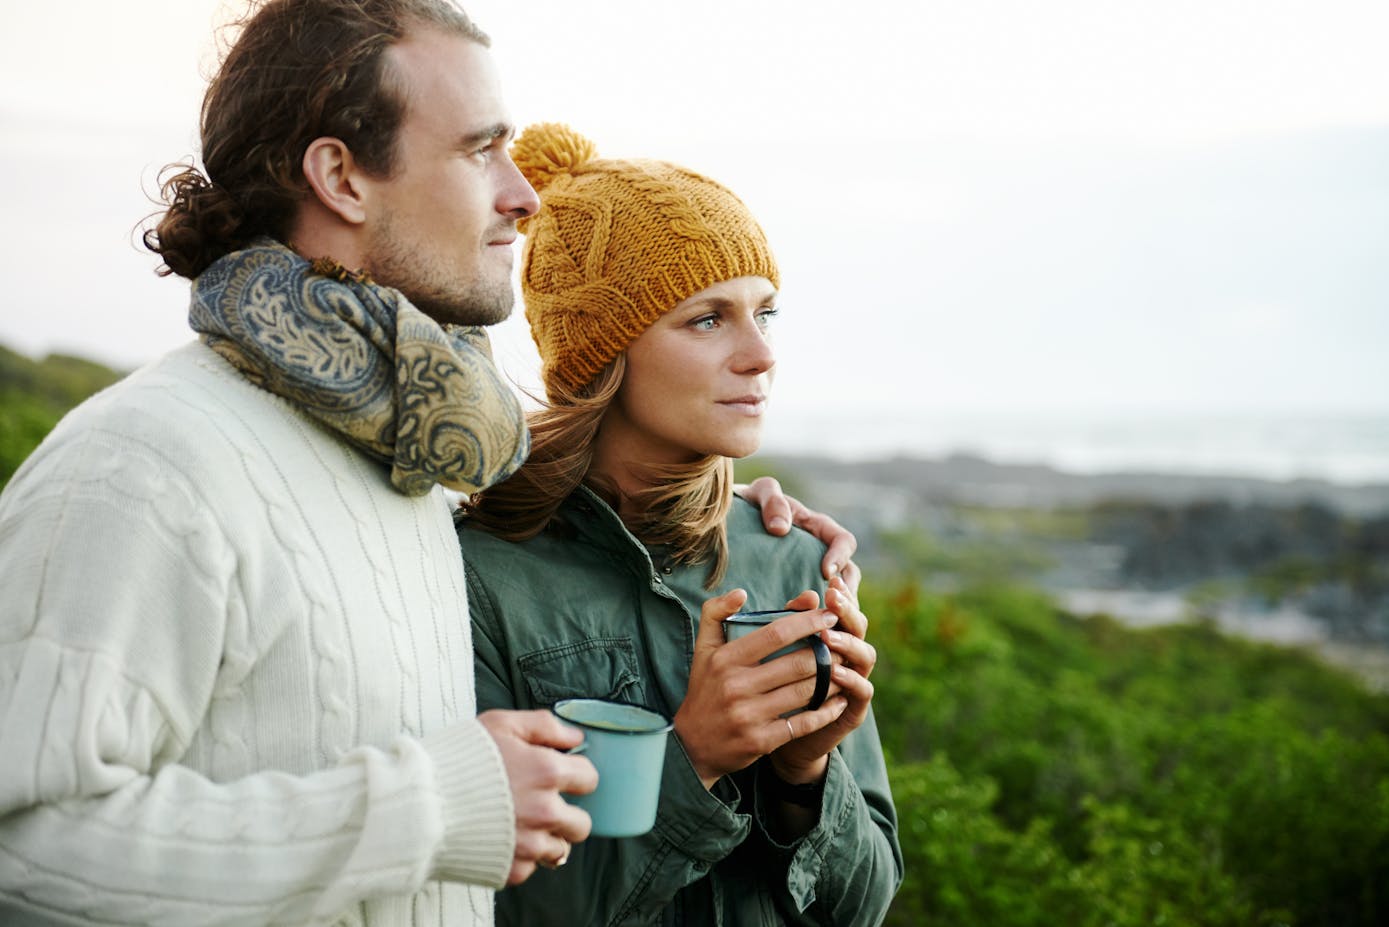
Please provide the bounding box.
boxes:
[734,322,775,375]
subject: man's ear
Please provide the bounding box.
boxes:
[302,137,368,225]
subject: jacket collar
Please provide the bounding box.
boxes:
[558,485,659,563]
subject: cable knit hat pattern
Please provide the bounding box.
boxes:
[511,123,780,398]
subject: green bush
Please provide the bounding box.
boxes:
[0,390,64,485]
[0,344,123,487]
[869,579,1389,925]
[886,757,1255,927]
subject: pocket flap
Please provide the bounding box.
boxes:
[518,637,646,707]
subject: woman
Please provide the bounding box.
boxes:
[457,124,901,925]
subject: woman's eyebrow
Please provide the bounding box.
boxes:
[682,296,736,312]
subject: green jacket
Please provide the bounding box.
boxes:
[458,487,902,926]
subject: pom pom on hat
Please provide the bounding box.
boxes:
[511,122,598,195]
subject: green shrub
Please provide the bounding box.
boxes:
[868,576,1389,925]
[0,344,124,488]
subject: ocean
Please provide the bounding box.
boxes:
[759,408,1389,486]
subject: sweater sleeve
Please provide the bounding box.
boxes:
[0,433,514,925]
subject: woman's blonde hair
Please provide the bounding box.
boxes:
[459,355,734,588]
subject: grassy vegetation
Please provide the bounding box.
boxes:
[872,579,1389,925]
[0,343,124,487]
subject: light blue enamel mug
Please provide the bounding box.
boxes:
[552,698,673,837]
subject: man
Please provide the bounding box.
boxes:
[0,1,855,924]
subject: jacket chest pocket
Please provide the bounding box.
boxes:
[517,636,647,708]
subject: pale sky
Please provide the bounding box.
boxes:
[2,1,1387,452]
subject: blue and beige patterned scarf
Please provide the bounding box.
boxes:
[190,238,529,496]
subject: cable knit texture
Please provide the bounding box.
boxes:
[0,341,513,925]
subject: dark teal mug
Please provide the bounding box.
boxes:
[722,609,832,712]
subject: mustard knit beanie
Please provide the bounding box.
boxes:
[511,123,780,399]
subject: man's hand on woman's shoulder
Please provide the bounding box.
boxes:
[735,476,861,594]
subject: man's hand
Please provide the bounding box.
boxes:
[736,477,861,594]
[477,709,598,885]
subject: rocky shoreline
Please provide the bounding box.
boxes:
[762,450,1389,516]
[751,450,1389,688]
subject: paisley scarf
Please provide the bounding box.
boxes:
[189,238,529,497]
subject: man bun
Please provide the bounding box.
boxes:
[143,165,247,280]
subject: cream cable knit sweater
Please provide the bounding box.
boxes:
[0,342,514,925]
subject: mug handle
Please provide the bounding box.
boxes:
[806,635,832,711]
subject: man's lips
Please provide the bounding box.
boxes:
[487,224,518,247]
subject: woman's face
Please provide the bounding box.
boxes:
[600,275,778,467]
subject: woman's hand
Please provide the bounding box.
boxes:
[769,576,877,784]
[674,589,849,789]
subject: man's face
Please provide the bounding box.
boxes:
[363,30,539,326]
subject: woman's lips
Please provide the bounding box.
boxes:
[718,396,767,414]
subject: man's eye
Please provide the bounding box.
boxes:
[470,138,503,159]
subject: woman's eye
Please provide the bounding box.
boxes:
[756,306,780,328]
[692,316,718,331]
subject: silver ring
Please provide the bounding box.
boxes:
[539,843,570,870]
[785,718,795,741]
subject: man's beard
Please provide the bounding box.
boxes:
[398,275,514,328]
[367,221,515,327]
